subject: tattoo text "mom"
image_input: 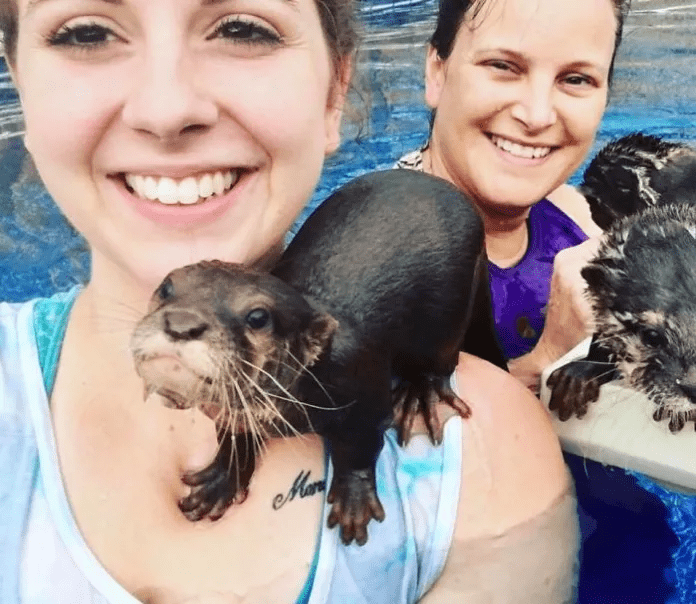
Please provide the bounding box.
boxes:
[273,470,326,510]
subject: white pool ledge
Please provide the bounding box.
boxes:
[539,337,696,493]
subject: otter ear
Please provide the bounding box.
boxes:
[581,264,606,291]
[582,261,623,302]
[301,312,339,367]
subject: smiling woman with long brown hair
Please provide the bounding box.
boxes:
[0,0,575,601]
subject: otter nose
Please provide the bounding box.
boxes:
[164,310,209,341]
[677,380,696,402]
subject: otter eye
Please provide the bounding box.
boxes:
[245,308,271,330]
[640,328,666,349]
[156,276,174,300]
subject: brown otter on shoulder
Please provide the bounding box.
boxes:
[548,133,696,432]
[131,169,506,546]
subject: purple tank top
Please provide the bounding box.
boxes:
[489,199,587,359]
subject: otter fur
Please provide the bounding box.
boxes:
[547,202,696,432]
[132,169,505,545]
[580,132,696,229]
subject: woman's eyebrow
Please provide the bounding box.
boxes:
[25,0,121,15]
[203,0,298,4]
[25,0,298,15]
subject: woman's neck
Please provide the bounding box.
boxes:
[484,220,529,268]
[421,147,531,268]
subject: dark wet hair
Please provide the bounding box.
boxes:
[0,0,358,75]
[430,0,631,86]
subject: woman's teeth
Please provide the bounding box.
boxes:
[125,170,238,205]
[491,135,551,159]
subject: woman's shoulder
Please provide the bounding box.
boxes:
[419,355,578,603]
[546,183,602,237]
[452,353,570,539]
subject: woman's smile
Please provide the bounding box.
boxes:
[124,169,240,205]
[488,134,554,161]
[107,166,257,230]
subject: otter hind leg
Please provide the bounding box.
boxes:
[325,420,387,547]
[179,430,256,521]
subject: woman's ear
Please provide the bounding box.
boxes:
[424,45,446,110]
[324,57,353,156]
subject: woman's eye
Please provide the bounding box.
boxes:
[208,17,282,46]
[483,60,522,78]
[489,61,513,72]
[562,73,595,88]
[47,22,116,48]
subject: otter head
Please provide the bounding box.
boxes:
[131,260,338,435]
[580,133,696,230]
[583,205,696,432]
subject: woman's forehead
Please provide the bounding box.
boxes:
[461,0,616,62]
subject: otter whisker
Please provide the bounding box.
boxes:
[583,367,621,384]
[239,355,352,413]
[236,364,307,440]
[283,348,336,406]
[234,371,273,449]
[564,358,617,367]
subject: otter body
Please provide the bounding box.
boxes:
[548,200,696,432]
[132,170,504,545]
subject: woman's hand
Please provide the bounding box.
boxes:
[509,237,601,392]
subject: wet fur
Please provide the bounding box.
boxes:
[132,170,505,545]
[579,132,696,229]
[548,138,696,431]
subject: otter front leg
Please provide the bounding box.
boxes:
[326,422,386,546]
[547,337,618,421]
[393,374,471,446]
[179,429,256,521]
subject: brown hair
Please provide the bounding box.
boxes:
[430,0,630,86]
[0,0,358,73]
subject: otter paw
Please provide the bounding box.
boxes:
[179,464,242,521]
[393,375,471,446]
[547,360,609,421]
[178,437,256,521]
[653,406,696,433]
[326,469,385,546]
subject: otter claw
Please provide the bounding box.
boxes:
[327,469,385,546]
[547,359,616,420]
[393,375,471,446]
[178,432,256,522]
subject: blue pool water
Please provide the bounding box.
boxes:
[2,1,696,601]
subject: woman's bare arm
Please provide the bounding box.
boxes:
[509,237,600,392]
[421,355,579,603]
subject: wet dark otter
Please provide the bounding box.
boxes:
[579,132,696,229]
[548,161,696,432]
[132,169,505,545]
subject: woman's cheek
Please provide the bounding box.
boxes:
[22,63,124,169]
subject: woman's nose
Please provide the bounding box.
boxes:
[122,48,218,142]
[510,78,557,133]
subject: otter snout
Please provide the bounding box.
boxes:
[163,309,209,342]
